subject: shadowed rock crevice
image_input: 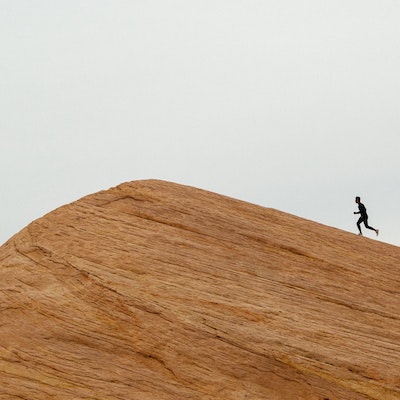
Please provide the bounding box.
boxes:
[0,180,399,399]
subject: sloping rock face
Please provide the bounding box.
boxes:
[0,180,399,400]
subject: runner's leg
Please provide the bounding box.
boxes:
[357,217,363,234]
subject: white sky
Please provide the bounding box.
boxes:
[1,1,399,246]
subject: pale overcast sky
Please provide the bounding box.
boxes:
[1,1,399,246]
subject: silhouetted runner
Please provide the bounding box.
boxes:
[354,196,379,236]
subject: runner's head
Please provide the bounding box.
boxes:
[355,196,361,203]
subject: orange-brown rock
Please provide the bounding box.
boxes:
[0,180,399,399]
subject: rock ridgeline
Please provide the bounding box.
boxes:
[0,180,399,399]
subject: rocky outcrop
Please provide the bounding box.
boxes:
[0,180,399,399]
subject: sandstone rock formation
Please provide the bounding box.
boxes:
[0,180,399,399]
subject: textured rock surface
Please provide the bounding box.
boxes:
[0,180,399,399]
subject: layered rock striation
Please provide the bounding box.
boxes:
[0,180,399,399]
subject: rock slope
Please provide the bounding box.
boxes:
[0,180,399,399]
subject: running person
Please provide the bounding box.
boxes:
[354,196,379,236]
